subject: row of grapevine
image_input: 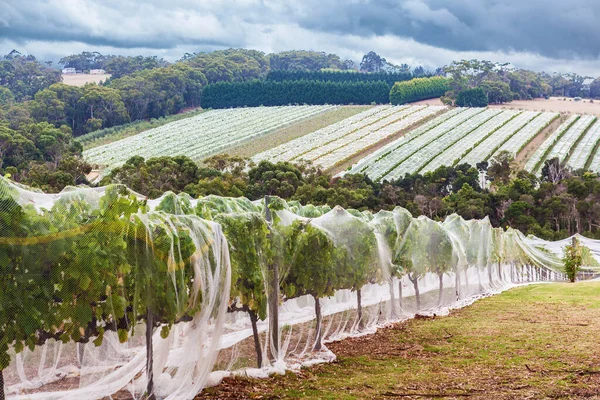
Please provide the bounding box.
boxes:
[583,122,600,173]
[459,111,541,166]
[347,108,563,181]
[422,110,520,173]
[523,115,579,173]
[348,108,480,180]
[389,76,450,105]
[566,119,600,171]
[0,176,566,399]
[386,109,502,178]
[544,115,597,164]
[276,106,413,162]
[486,112,559,160]
[524,115,582,173]
[347,108,466,177]
[201,80,390,108]
[253,105,446,170]
[254,106,398,162]
[307,107,444,170]
[83,105,334,172]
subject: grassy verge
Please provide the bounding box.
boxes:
[199,282,600,399]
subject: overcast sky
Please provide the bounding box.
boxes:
[1,0,599,76]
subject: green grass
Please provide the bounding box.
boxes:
[199,282,600,399]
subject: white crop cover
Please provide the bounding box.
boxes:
[253,105,447,170]
[84,105,336,172]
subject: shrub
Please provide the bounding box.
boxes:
[563,238,582,282]
[456,87,489,107]
[389,76,450,105]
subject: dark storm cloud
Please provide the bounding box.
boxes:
[291,0,600,59]
[1,0,599,61]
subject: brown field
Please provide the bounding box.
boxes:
[62,73,111,86]
[413,96,600,116]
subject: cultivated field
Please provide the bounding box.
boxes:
[62,73,112,86]
[220,105,373,158]
[83,105,335,171]
[348,108,560,180]
[525,114,600,173]
[84,101,600,180]
[252,105,447,171]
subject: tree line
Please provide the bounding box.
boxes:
[59,51,169,78]
[201,80,390,108]
[99,152,600,242]
[0,49,420,138]
[0,120,90,191]
[266,70,415,87]
[441,59,600,106]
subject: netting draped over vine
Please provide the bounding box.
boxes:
[0,177,575,399]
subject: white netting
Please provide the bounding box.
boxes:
[0,177,582,399]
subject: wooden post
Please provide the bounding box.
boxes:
[437,273,444,306]
[389,279,397,318]
[398,279,403,310]
[265,196,280,362]
[455,270,461,300]
[146,310,155,400]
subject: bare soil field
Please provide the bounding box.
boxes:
[413,97,600,116]
[62,73,111,86]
